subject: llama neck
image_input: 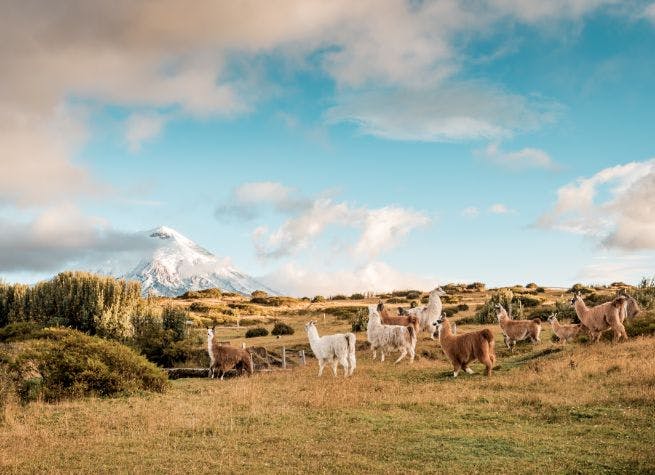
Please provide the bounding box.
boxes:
[574,300,590,323]
[307,326,320,344]
[550,318,560,330]
[427,294,441,310]
[438,321,453,341]
[207,333,215,362]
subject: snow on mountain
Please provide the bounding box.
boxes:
[123,226,277,297]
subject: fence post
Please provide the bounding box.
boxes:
[282,346,287,369]
[300,350,306,365]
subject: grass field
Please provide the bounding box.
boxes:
[1,287,654,474]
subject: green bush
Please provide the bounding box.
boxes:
[245,327,269,338]
[330,295,348,300]
[162,306,188,342]
[188,302,210,313]
[177,288,222,299]
[323,306,366,321]
[443,307,458,317]
[457,304,469,311]
[475,289,516,324]
[568,283,594,295]
[635,277,655,310]
[466,282,486,291]
[350,308,368,332]
[0,322,45,343]
[1,328,166,403]
[311,295,325,303]
[515,295,542,308]
[251,290,268,299]
[350,293,365,300]
[271,322,294,336]
[536,287,546,293]
[526,283,539,289]
[405,291,422,300]
[386,297,406,304]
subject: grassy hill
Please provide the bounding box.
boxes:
[1,284,654,473]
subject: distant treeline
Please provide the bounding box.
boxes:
[0,272,142,339]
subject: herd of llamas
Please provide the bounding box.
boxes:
[206,287,642,379]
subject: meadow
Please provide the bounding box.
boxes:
[1,283,655,474]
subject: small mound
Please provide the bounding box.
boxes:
[1,327,167,405]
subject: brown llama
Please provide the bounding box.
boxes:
[547,313,583,344]
[377,302,420,330]
[618,290,641,322]
[207,328,253,380]
[571,293,628,343]
[433,315,495,377]
[495,304,541,351]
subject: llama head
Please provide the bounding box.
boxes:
[570,292,582,305]
[207,327,215,339]
[368,305,381,320]
[547,313,557,323]
[431,287,447,297]
[433,313,448,334]
[494,304,507,320]
[376,301,384,312]
[304,320,317,333]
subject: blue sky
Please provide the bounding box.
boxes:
[1,1,655,295]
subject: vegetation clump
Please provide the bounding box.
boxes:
[0,328,167,404]
[271,322,294,336]
[177,288,222,299]
[350,293,365,300]
[350,308,368,333]
[245,327,269,338]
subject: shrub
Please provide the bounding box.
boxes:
[311,295,325,303]
[177,288,222,299]
[188,302,210,313]
[251,290,268,299]
[330,295,348,301]
[568,283,594,295]
[526,283,538,289]
[350,308,368,332]
[271,322,294,336]
[350,293,365,300]
[466,282,486,292]
[443,307,458,317]
[457,304,469,311]
[245,327,269,338]
[386,297,406,304]
[442,295,460,304]
[515,295,542,308]
[0,322,45,343]
[410,301,418,308]
[421,296,429,304]
[536,287,546,293]
[1,328,166,403]
[635,277,655,310]
[475,289,516,324]
[162,306,188,342]
[323,306,365,321]
[405,291,421,300]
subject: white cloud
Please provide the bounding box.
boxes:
[327,84,559,142]
[125,113,167,152]
[480,142,559,170]
[643,2,655,23]
[462,206,480,218]
[354,207,430,259]
[576,253,655,284]
[537,158,655,250]
[489,203,513,214]
[260,261,437,297]
[0,204,156,273]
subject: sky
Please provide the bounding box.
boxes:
[1,0,655,296]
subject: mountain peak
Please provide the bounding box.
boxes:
[124,226,277,297]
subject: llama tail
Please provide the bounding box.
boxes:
[532,318,542,325]
[481,328,495,346]
[406,324,417,346]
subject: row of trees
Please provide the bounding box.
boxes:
[0,272,142,339]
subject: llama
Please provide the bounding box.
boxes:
[207,328,253,380]
[434,315,496,377]
[571,293,628,343]
[547,313,583,344]
[304,321,356,377]
[378,302,420,328]
[618,290,641,322]
[495,304,541,351]
[366,306,417,363]
[403,287,447,339]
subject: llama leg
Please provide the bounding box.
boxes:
[317,360,325,377]
[453,362,461,378]
[348,353,356,376]
[394,349,407,364]
[409,347,415,363]
[339,357,349,377]
[372,349,377,360]
[380,351,385,362]
[504,335,512,350]
[464,365,474,374]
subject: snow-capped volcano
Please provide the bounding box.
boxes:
[124,226,277,297]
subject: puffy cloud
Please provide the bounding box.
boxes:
[489,203,513,214]
[327,84,559,142]
[479,142,559,170]
[0,205,157,273]
[125,113,167,152]
[644,3,655,23]
[216,181,430,260]
[537,158,655,250]
[260,261,437,297]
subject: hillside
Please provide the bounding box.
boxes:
[1,282,654,473]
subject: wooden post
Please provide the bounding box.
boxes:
[323,312,326,323]
[282,346,287,369]
[300,350,306,365]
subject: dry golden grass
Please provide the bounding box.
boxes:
[2,327,654,473]
[2,288,653,474]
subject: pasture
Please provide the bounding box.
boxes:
[1,286,655,473]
